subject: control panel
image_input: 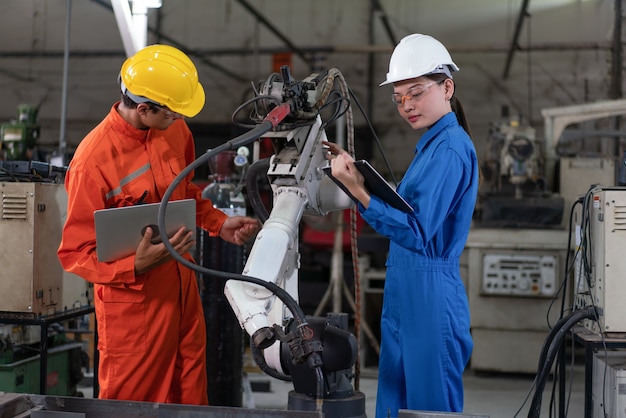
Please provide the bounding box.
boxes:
[481,253,558,297]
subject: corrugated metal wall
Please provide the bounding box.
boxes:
[0,0,621,176]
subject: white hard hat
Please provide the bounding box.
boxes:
[380,34,459,86]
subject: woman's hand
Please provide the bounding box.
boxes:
[323,141,370,208]
[323,141,351,160]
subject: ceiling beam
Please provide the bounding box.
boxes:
[92,0,248,83]
[371,0,396,46]
[0,41,609,60]
[502,0,531,79]
[234,0,313,69]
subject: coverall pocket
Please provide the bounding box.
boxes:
[98,284,148,353]
[164,157,188,200]
[106,173,153,208]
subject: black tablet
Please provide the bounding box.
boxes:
[323,160,413,213]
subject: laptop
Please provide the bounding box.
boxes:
[94,199,196,262]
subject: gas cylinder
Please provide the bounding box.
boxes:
[199,150,249,407]
[202,150,247,216]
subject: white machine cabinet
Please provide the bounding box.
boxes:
[575,187,626,334]
[592,351,626,418]
[0,182,90,314]
[464,228,571,373]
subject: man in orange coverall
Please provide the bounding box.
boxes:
[57,44,259,405]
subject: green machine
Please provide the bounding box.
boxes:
[0,341,84,396]
[0,329,86,397]
[0,104,40,160]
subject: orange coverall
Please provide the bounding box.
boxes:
[57,103,227,405]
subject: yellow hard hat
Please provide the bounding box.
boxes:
[119,44,205,117]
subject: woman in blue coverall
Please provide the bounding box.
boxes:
[327,33,479,417]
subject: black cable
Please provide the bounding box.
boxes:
[157,120,309,330]
[157,74,354,404]
[537,185,606,418]
[545,194,586,417]
[527,306,598,418]
[580,188,595,292]
[245,157,271,223]
[249,335,292,382]
[347,87,398,185]
[519,312,582,418]
[573,185,611,418]
[548,198,581,326]
[319,92,350,131]
[231,94,282,129]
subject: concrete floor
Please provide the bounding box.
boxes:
[75,360,589,417]
[243,365,587,418]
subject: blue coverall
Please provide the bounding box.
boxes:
[360,112,479,417]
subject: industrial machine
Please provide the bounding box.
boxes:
[0,182,86,314]
[541,100,626,339]
[0,105,91,315]
[466,109,570,373]
[0,105,41,161]
[573,186,626,334]
[592,351,626,418]
[463,228,570,373]
[0,180,91,314]
[0,165,92,397]
[476,108,564,228]
[466,101,626,374]
[573,185,626,417]
[158,66,363,416]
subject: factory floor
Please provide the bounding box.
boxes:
[76,361,587,417]
[243,365,586,418]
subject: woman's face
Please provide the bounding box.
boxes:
[392,76,453,130]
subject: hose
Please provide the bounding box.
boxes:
[249,336,292,381]
[157,101,326,403]
[157,70,359,407]
[527,306,598,417]
[157,106,309,331]
[245,157,271,223]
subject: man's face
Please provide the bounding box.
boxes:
[137,103,184,130]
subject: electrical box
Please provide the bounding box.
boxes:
[0,182,90,315]
[592,351,626,418]
[574,187,626,334]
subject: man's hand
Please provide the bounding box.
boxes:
[134,226,195,276]
[219,216,260,245]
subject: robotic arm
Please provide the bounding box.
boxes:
[158,66,365,412]
[224,67,355,375]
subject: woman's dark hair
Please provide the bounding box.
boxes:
[426,73,481,185]
[450,96,472,138]
[426,73,472,138]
